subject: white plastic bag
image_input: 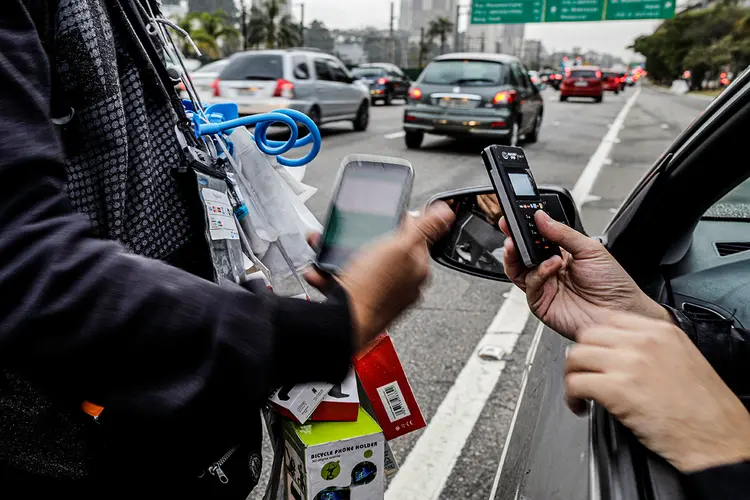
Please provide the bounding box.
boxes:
[229,127,321,281]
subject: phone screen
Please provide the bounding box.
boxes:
[508,172,538,197]
[318,162,412,271]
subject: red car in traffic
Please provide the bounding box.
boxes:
[601,70,622,94]
[560,66,604,103]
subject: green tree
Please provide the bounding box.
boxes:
[179,9,239,59]
[427,17,454,55]
[306,20,335,53]
[247,0,301,49]
[631,2,749,87]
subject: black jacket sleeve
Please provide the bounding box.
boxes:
[0,1,352,418]
[684,462,750,500]
[665,306,750,403]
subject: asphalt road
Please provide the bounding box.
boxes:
[249,84,714,500]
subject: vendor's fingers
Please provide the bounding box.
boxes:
[304,266,334,293]
[503,236,526,287]
[307,232,322,250]
[576,325,628,348]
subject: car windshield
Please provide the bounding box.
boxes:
[569,70,599,79]
[602,72,618,78]
[194,60,229,75]
[219,54,284,81]
[353,68,387,78]
[420,60,509,86]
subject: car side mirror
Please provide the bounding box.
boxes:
[427,186,586,282]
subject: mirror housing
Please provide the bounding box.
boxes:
[427,186,586,282]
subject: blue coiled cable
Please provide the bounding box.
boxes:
[193,108,322,168]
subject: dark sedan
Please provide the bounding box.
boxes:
[402,53,544,149]
[352,63,410,106]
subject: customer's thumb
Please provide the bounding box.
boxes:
[404,201,456,246]
[535,210,600,256]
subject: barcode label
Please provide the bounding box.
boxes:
[377,381,411,423]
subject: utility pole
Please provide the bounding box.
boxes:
[454,4,461,52]
[419,26,425,69]
[299,3,305,46]
[480,31,485,53]
[240,0,248,50]
[389,1,396,64]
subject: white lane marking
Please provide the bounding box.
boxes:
[488,321,545,500]
[387,87,642,500]
[385,131,406,139]
[385,287,530,500]
[570,87,641,209]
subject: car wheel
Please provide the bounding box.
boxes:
[595,95,603,103]
[384,91,393,106]
[304,106,321,135]
[615,89,620,95]
[525,113,542,143]
[503,120,520,147]
[353,102,369,132]
[559,95,567,102]
[405,131,424,149]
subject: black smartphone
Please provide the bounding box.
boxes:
[316,155,414,274]
[481,145,561,268]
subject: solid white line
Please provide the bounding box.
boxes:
[385,287,530,500]
[570,87,641,209]
[385,131,406,139]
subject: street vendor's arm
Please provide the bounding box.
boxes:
[0,0,356,419]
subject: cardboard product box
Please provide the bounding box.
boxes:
[311,368,360,422]
[270,382,334,424]
[284,408,385,500]
[354,334,426,441]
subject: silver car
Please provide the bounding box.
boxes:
[211,49,371,131]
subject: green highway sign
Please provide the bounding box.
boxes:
[470,0,675,23]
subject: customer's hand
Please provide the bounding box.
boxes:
[305,202,455,351]
[500,210,670,340]
[566,312,750,473]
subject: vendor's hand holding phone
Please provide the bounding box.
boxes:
[305,155,454,351]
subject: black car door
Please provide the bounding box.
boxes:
[492,69,750,500]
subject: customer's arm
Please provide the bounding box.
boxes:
[0,1,453,419]
[665,306,750,402]
[684,462,750,500]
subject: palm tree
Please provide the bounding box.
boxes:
[247,0,301,49]
[427,17,454,55]
[179,10,240,59]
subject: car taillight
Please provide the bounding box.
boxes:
[408,87,423,100]
[493,90,518,105]
[378,77,388,85]
[274,79,295,98]
[211,79,221,98]
[596,71,602,79]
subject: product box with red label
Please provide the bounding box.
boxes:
[310,368,360,422]
[354,333,426,440]
[270,382,333,424]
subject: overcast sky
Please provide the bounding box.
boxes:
[300,0,662,60]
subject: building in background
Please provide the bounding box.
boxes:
[252,0,292,17]
[188,0,236,14]
[464,23,525,56]
[521,39,545,68]
[161,0,188,19]
[400,0,458,36]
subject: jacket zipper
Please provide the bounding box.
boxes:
[208,445,238,484]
